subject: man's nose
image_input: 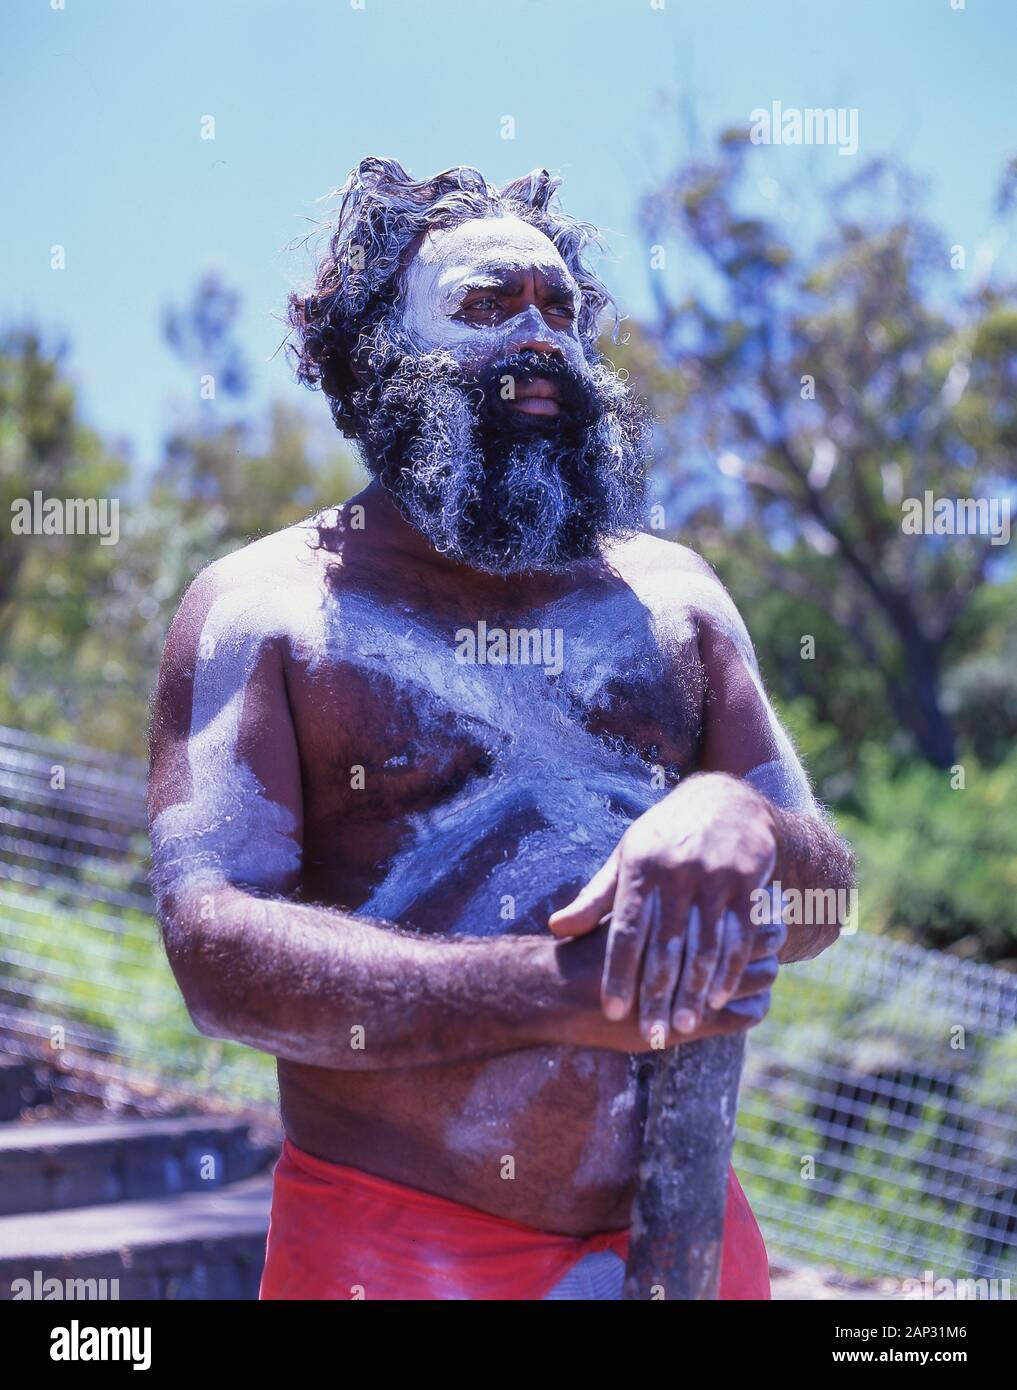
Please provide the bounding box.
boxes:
[504,305,565,360]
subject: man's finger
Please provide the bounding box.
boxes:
[706,908,743,1008]
[707,901,756,1008]
[638,898,694,1044]
[729,952,780,1000]
[548,847,620,938]
[671,901,725,1034]
[748,915,788,961]
[704,989,773,1035]
[600,868,657,1020]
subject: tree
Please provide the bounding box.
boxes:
[631,135,1017,768]
[0,330,130,741]
[162,269,249,400]
[0,290,363,756]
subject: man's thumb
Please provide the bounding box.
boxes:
[548,852,619,937]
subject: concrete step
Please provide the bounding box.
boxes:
[0,1174,272,1299]
[0,1114,279,1217]
[0,1055,52,1121]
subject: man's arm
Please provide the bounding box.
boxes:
[549,554,854,1040]
[149,565,767,1069]
[693,576,856,964]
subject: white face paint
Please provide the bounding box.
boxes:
[398,214,588,375]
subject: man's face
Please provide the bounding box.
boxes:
[353,212,650,576]
[399,215,588,413]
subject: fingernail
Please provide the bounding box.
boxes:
[674,1009,697,1033]
[708,990,728,1009]
[604,996,627,1021]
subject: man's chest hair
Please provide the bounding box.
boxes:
[287,580,705,816]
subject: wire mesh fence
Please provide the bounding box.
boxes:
[0,723,1014,1286]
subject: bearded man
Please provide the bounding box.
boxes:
[148,157,854,1301]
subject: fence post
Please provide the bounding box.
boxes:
[622,1032,746,1300]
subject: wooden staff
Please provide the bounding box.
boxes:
[622,1032,746,1299]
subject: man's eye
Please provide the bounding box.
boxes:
[467,297,498,311]
[547,303,575,320]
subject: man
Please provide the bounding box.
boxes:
[148,158,854,1300]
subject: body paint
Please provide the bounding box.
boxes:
[744,757,815,814]
[446,1049,642,1191]
[572,1052,641,1190]
[342,585,665,933]
[150,582,315,906]
[447,1052,564,1160]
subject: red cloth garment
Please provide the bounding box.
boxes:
[259,1139,771,1300]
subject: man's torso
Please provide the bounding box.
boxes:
[222,514,710,1235]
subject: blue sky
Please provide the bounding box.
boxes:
[3,0,1015,474]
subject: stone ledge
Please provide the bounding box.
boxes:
[0,1115,278,1215]
[0,1175,272,1299]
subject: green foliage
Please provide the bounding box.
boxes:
[0,330,131,744]
[0,881,276,1105]
[841,747,1017,964]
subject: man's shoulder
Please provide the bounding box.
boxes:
[606,531,753,649]
[168,522,323,651]
[607,530,724,596]
[202,521,318,591]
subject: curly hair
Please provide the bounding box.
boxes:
[286,157,617,438]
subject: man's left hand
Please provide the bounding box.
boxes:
[548,773,783,1042]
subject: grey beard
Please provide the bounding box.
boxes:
[353,347,652,575]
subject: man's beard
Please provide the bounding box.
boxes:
[351,344,652,575]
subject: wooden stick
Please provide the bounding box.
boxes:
[622,1032,746,1300]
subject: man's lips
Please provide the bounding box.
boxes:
[509,376,561,416]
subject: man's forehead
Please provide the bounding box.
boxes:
[410,214,573,285]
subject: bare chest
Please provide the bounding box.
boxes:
[286,580,704,926]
